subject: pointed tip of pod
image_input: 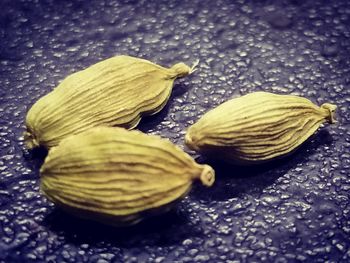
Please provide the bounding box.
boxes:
[321,103,337,124]
[170,60,199,78]
[185,131,199,151]
[189,59,200,74]
[23,130,39,150]
[199,164,215,187]
[170,62,191,78]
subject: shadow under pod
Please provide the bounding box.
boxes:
[41,204,203,248]
[137,82,191,133]
[190,129,334,202]
[22,146,48,178]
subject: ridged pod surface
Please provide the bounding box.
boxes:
[40,127,215,226]
[25,55,196,149]
[185,92,337,164]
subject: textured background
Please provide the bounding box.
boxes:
[1,0,350,262]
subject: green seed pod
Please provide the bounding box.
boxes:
[185,91,336,164]
[40,127,214,226]
[25,55,197,149]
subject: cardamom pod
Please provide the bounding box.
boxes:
[40,127,214,226]
[25,55,197,149]
[185,91,336,164]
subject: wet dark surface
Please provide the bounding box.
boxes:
[1,0,350,262]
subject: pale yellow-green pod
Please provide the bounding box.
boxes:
[40,127,214,226]
[25,55,197,149]
[185,91,336,164]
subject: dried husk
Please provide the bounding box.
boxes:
[185,91,336,164]
[25,55,196,149]
[40,127,214,226]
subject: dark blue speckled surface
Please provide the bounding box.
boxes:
[1,0,350,262]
